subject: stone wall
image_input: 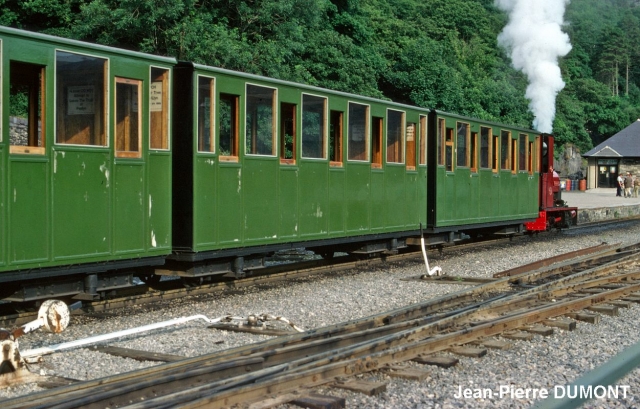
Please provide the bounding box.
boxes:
[554,143,587,179]
[578,205,640,224]
[8,117,41,146]
[620,158,640,177]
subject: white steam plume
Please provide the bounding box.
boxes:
[496,0,572,133]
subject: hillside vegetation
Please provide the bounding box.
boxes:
[3,0,640,153]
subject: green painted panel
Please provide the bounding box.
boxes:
[299,162,328,237]
[328,168,346,234]
[194,156,218,247]
[405,170,421,228]
[52,149,111,259]
[9,159,49,264]
[0,147,4,268]
[383,166,408,230]
[370,170,385,231]
[279,166,298,239]
[243,159,279,243]
[113,162,145,254]
[345,163,370,233]
[148,153,172,251]
[215,164,243,246]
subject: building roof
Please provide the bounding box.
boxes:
[583,119,640,157]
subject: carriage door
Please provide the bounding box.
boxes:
[8,61,49,264]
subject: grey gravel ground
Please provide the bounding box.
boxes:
[2,220,640,408]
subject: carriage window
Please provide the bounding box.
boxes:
[519,134,527,171]
[280,102,296,163]
[493,135,499,172]
[511,138,517,173]
[456,122,469,168]
[115,78,141,158]
[150,67,169,150]
[407,122,416,169]
[437,118,445,166]
[501,130,510,170]
[302,94,326,159]
[246,84,276,156]
[348,102,369,161]
[10,61,45,154]
[372,117,382,168]
[219,93,239,159]
[56,51,107,146]
[197,76,215,153]
[419,115,427,165]
[470,132,478,172]
[387,109,404,163]
[445,127,454,172]
[330,110,343,165]
[480,126,491,169]
[528,141,534,174]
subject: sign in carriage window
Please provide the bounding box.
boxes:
[302,94,327,159]
[246,84,276,156]
[56,51,107,146]
[115,77,142,158]
[348,102,369,161]
[197,76,215,153]
[150,67,169,150]
[9,61,45,154]
[386,109,405,164]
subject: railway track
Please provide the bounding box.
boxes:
[2,238,639,408]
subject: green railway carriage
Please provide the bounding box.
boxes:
[168,62,430,277]
[427,110,540,235]
[0,27,175,300]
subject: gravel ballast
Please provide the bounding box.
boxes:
[2,221,640,408]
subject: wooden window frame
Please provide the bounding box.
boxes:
[197,75,215,153]
[371,116,383,168]
[470,131,478,172]
[218,93,239,162]
[9,61,46,155]
[406,121,416,170]
[511,138,517,174]
[501,130,511,171]
[280,102,296,165]
[419,115,427,166]
[330,110,343,167]
[437,118,445,166]
[55,50,108,147]
[347,102,370,162]
[492,135,499,173]
[386,109,405,164]
[245,83,277,157]
[114,77,142,158]
[456,121,469,168]
[149,66,170,151]
[445,127,454,172]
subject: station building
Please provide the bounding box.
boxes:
[583,120,640,189]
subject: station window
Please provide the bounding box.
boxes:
[56,51,107,146]
[407,122,416,169]
[115,77,142,158]
[347,102,369,161]
[456,122,469,168]
[150,67,169,150]
[419,115,427,166]
[470,132,478,172]
[10,61,45,154]
[480,127,491,169]
[387,109,404,164]
[246,84,276,156]
[197,76,215,153]
[280,102,296,164]
[501,130,510,170]
[519,134,527,172]
[329,110,343,166]
[302,94,327,159]
[219,93,239,159]
[437,118,445,166]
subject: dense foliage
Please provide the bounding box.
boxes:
[3,0,640,153]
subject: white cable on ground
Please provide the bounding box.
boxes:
[421,234,443,277]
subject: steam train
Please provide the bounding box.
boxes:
[0,26,576,304]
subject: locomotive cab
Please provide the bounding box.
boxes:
[524,134,578,231]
